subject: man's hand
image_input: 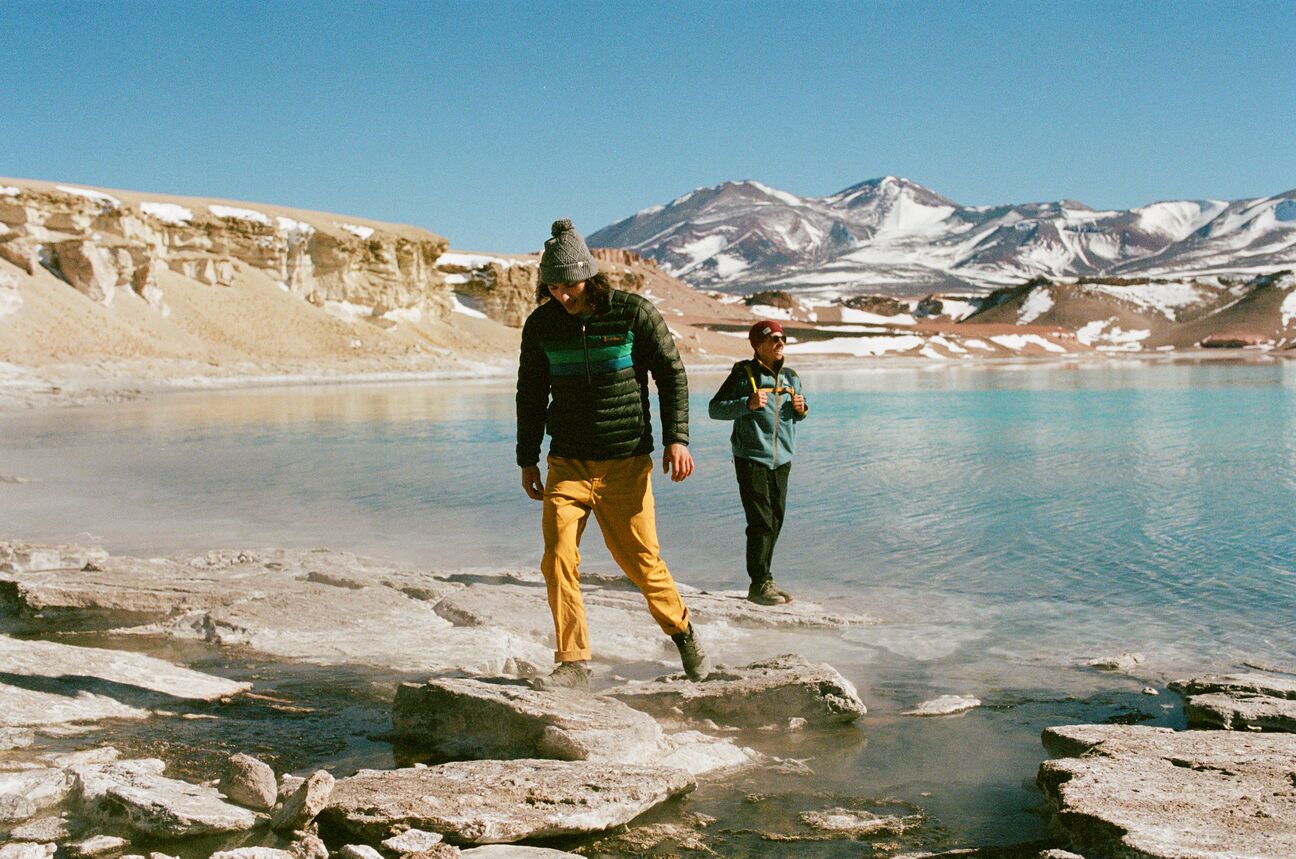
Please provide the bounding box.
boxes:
[521,465,545,500]
[662,443,694,482]
[747,390,768,410]
[792,393,808,415]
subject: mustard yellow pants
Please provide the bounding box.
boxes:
[541,454,692,662]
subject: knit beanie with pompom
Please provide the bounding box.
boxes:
[539,219,600,285]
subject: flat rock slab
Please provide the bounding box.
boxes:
[391,678,663,763]
[0,635,249,728]
[0,768,74,819]
[1038,724,1296,859]
[1,546,548,677]
[1170,671,1296,732]
[72,759,258,837]
[1182,691,1296,732]
[323,759,695,844]
[604,654,866,728]
[0,541,108,574]
[1169,671,1296,700]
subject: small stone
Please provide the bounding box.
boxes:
[382,829,445,853]
[338,847,383,859]
[221,753,278,810]
[209,850,295,859]
[66,835,128,858]
[1142,687,1159,695]
[1087,652,1145,672]
[902,695,981,716]
[278,773,305,798]
[288,834,328,859]
[270,769,334,832]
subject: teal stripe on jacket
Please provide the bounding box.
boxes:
[545,332,636,377]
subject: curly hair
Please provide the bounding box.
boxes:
[535,272,613,314]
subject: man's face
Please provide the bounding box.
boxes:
[755,331,785,366]
[547,280,589,316]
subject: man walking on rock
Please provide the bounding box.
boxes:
[709,319,808,605]
[516,218,712,691]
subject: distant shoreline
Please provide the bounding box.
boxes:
[2,348,1291,416]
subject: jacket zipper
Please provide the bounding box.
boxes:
[581,320,591,384]
[771,366,781,468]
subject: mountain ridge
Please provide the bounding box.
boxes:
[589,177,1296,297]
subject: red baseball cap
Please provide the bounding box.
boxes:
[748,319,785,346]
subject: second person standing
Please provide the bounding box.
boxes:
[708,320,808,605]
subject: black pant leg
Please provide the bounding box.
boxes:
[769,461,791,553]
[735,457,777,584]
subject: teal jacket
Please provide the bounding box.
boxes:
[708,358,806,468]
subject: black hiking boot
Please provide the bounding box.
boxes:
[747,578,792,605]
[531,660,591,691]
[670,623,712,681]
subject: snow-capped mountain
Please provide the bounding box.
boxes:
[588,177,1296,296]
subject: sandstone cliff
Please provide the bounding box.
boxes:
[0,178,452,324]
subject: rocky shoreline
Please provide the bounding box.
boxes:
[2,541,1294,858]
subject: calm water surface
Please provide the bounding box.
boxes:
[3,359,1294,850]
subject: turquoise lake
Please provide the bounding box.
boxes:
[3,358,1294,851]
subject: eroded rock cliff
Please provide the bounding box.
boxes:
[0,180,452,324]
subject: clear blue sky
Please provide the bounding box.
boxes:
[3,1,1293,252]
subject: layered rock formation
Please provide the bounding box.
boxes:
[0,180,451,323]
[437,247,650,328]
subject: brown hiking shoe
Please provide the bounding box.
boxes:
[531,660,591,691]
[670,623,712,681]
[747,579,792,605]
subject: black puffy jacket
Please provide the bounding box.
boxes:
[516,289,689,466]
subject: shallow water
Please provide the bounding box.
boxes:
[3,359,1294,851]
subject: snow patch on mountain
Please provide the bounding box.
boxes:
[1080,281,1205,320]
[1135,200,1227,239]
[1018,288,1054,323]
[1281,287,1296,328]
[990,334,1067,353]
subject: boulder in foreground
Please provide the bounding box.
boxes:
[1038,724,1296,859]
[391,678,661,763]
[603,654,866,728]
[390,677,758,777]
[322,759,694,844]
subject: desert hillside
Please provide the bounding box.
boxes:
[0,179,758,385]
[2,178,1295,413]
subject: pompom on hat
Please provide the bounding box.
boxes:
[539,218,600,285]
[748,319,785,346]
